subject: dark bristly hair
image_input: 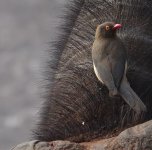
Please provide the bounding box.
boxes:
[33,0,152,142]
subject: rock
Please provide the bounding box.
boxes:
[109,120,152,150]
[11,141,57,150]
[11,120,152,150]
[82,120,152,150]
[11,140,84,150]
[49,141,84,150]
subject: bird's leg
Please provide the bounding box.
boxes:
[109,88,118,98]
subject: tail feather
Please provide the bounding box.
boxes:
[119,76,147,113]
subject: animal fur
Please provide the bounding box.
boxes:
[33,0,152,142]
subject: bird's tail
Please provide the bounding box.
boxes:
[119,76,147,114]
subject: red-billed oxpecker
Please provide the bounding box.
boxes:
[92,22,147,113]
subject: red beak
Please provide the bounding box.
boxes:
[113,24,122,30]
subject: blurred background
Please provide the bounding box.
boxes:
[0,0,66,149]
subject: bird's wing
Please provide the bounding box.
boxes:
[109,49,127,89]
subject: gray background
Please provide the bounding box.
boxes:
[0,0,66,150]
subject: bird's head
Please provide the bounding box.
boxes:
[95,22,122,39]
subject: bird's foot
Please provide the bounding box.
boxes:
[109,89,119,98]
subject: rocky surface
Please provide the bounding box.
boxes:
[83,120,152,150]
[11,120,152,150]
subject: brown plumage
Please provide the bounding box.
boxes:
[92,22,147,113]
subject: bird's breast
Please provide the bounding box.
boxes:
[93,63,104,84]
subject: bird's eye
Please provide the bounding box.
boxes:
[105,26,110,31]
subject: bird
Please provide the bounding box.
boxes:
[92,22,147,113]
